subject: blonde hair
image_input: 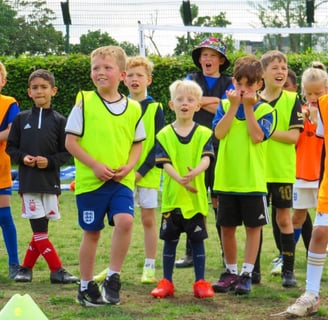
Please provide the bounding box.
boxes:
[0,62,7,80]
[169,79,203,101]
[126,56,153,76]
[91,46,127,71]
[261,50,287,70]
[301,67,328,97]
[311,61,326,71]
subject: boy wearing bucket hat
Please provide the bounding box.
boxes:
[175,36,233,269]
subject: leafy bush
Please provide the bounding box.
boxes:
[1,52,328,122]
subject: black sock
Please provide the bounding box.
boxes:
[280,233,295,272]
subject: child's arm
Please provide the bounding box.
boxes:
[214,89,239,139]
[114,141,142,182]
[200,96,221,114]
[182,156,210,185]
[65,134,116,181]
[243,94,265,144]
[163,163,197,193]
[270,128,300,144]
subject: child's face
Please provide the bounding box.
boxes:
[28,77,57,108]
[233,76,262,97]
[91,55,125,91]
[303,80,328,106]
[198,48,225,76]
[124,66,152,98]
[262,58,288,89]
[283,76,298,92]
[169,88,200,120]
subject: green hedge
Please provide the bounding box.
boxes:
[2,51,328,124]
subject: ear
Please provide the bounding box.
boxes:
[120,71,126,81]
[256,80,264,91]
[147,75,153,86]
[168,100,175,111]
[51,86,58,96]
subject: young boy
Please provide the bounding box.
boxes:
[282,93,328,317]
[211,55,274,295]
[0,61,20,279]
[6,69,78,284]
[65,46,146,307]
[124,56,165,284]
[259,50,304,287]
[151,79,215,299]
[176,36,233,269]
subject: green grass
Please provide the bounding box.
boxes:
[0,191,328,319]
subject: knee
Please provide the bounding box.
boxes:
[311,226,328,245]
[115,215,133,233]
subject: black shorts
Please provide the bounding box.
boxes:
[217,194,269,228]
[159,209,208,242]
[267,183,293,208]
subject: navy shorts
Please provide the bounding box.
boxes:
[267,183,293,208]
[76,180,134,231]
[217,194,269,227]
[159,209,208,242]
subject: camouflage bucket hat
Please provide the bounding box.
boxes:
[192,36,230,72]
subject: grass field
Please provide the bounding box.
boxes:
[0,190,328,319]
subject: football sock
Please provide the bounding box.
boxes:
[293,228,302,244]
[280,232,295,272]
[22,238,40,268]
[163,240,178,282]
[190,240,205,281]
[301,212,313,251]
[0,206,19,265]
[33,232,62,272]
[144,258,155,269]
[306,251,326,296]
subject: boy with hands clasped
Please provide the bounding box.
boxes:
[151,79,215,299]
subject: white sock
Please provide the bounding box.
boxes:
[240,263,254,275]
[144,258,155,269]
[80,280,91,291]
[107,269,120,279]
[306,251,326,296]
[226,264,238,274]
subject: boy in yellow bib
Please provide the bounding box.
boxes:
[151,80,215,299]
[212,55,274,295]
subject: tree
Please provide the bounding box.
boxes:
[1,0,65,56]
[249,0,328,52]
[174,3,232,56]
[70,30,139,56]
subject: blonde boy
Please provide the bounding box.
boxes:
[65,46,146,306]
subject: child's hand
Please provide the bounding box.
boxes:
[92,162,116,181]
[181,166,196,184]
[184,184,198,193]
[242,91,257,108]
[35,156,48,169]
[113,165,132,182]
[226,89,241,108]
[23,155,36,167]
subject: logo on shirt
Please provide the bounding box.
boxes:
[24,123,31,129]
[83,210,95,224]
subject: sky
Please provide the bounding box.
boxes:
[38,0,328,55]
[44,0,256,55]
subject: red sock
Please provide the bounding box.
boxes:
[33,232,62,272]
[22,238,41,268]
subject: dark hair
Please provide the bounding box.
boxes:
[287,68,297,86]
[28,69,55,87]
[233,55,263,84]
